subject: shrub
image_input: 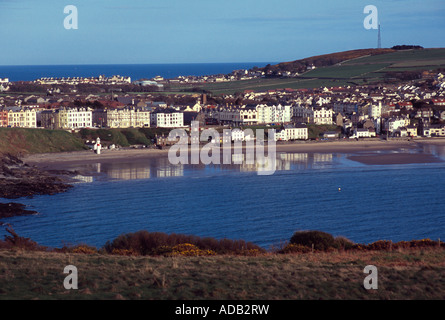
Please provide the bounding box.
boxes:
[70,244,98,255]
[289,230,339,251]
[0,224,46,251]
[334,236,355,250]
[103,231,266,256]
[279,243,312,254]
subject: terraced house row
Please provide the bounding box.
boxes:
[0,106,186,129]
[0,106,37,128]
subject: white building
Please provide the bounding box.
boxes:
[41,107,92,129]
[231,128,245,142]
[351,127,376,139]
[293,105,333,125]
[60,107,92,129]
[368,102,382,118]
[385,117,409,134]
[217,105,258,126]
[151,109,184,128]
[273,124,308,141]
[256,104,291,124]
[7,107,37,128]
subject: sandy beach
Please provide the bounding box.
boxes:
[21,138,445,168]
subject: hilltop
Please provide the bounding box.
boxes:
[258,48,396,76]
[170,47,445,94]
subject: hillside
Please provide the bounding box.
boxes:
[0,128,87,156]
[259,48,396,75]
[0,228,443,300]
[0,247,444,300]
[179,47,445,94]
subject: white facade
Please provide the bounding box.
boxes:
[60,108,92,129]
[273,125,308,141]
[7,107,37,128]
[217,106,258,125]
[385,117,409,133]
[256,104,291,124]
[313,107,333,125]
[293,105,333,125]
[352,128,374,138]
[231,128,245,142]
[151,111,184,128]
[368,102,382,118]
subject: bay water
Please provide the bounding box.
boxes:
[1,146,445,249]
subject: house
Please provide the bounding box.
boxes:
[273,124,308,141]
[323,131,338,139]
[428,124,445,137]
[394,127,408,137]
[0,107,8,127]
[7,107,37,128]
[217,105,258,126]
[256,104,291,124]
[416,107,433,118]
[406,125,418,137]
[150,108,184,128]
[335,113,344,126]
[352,128,372,139]
[293,105,333,125]
[368,102,382,118]
[231,128,245,142]
[41,107,92,129]
[385,117,409,134]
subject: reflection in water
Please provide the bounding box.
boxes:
[421,144,445,160]
[70,152,346,182]
[72,175,94,183]
[68,144,445,182]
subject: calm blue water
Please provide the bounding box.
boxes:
[1,147,445,249]
[0,63,272,82]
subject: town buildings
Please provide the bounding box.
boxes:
[41,107,92,129]
[93,107,150,128]
[150,108,184,128]
[6,107,37,128]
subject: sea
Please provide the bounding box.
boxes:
[0,62,273,82]
[1,145,445,250]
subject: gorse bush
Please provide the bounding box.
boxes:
[103,231,266,256]
[289,230,354,251]
[0,225,46,251]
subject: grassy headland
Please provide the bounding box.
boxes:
[0,128,87,156]
[169,48,445,95]
[0,244,443,300]
[0,229,444,300]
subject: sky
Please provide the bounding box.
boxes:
[0,0,444,65]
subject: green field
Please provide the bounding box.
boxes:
[170,48,445,95]
[301,63,391,79]
[1,247,444,300]
[0,128,87,155]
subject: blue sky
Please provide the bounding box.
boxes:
[0,0,444,65]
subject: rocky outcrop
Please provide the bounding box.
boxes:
[0,154,74,199]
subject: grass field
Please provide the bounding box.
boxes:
[1,248,444,300]
[0,128,87,155]
[169,48,445,95]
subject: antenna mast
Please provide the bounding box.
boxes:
[377,23,382,49]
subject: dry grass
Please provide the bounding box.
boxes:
[0,247,444,300]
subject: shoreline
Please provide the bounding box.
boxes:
[21,138,445,168]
